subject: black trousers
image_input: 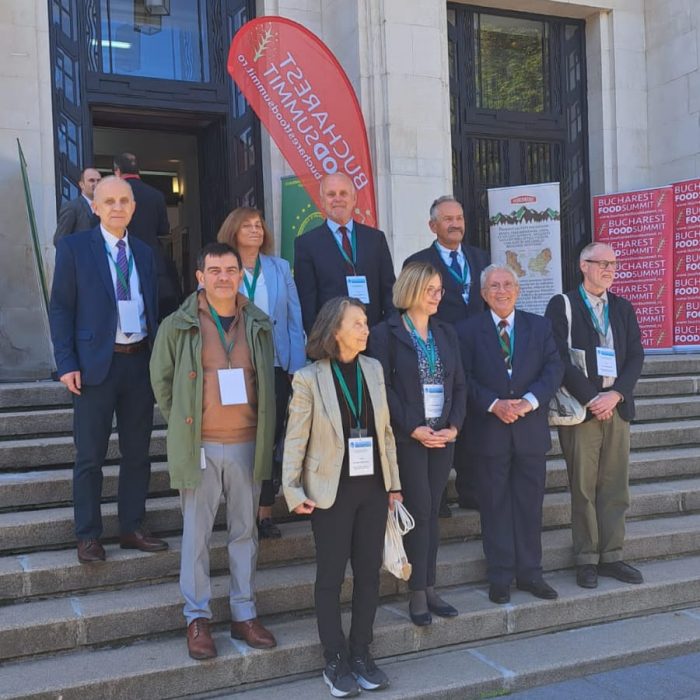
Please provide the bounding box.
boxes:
[475,451,546,585]
[311,477,387,661]
[259,368,292,508]
[72,351,154,540]
[398,440,454,591]
[453,431,478,506]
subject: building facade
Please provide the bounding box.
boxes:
[1,0,698,379]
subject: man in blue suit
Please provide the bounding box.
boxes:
[457,264,563,604]
[294,172,395,335]
[50,176,168,563]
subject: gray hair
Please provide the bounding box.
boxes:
[579,241,614,263]
[429,195,462,221]
[480,264,520,288]
[305,297,366,360]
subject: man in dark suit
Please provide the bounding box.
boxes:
[545,242,644,589]
[114,152,181,318]
[457,264,563,604]
[53,167,101,246]
[50,176,168,563]
[294,172,395,335]
[404,196,490,514]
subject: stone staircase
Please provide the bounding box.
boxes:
[0,355,699,699]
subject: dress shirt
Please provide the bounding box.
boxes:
[326,218,355,252]
[101,225,147,343]
[582,287,615,388]
[435,240,470,303]
[486,309,538,411]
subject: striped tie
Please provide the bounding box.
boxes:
[498,319,511,370]
[116,240,130,301]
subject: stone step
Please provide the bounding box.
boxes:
[2,507,699,606]
[4,475,700,555]
[634,374,700,397]
[641,353,700,376]
[634,395,700,422]
[1,417,698,473]
[2,554,700,699]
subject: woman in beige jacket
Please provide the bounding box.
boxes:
[283,297,402,699]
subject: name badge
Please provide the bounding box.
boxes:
[117,300,141,334]
[423,384,445,419]
[348,436,374,477]
[346,275,370,303]
[217,368,248,405]
[596,347,618,377]
[200,447,207,470]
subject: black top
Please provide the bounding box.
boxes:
[331,356,382,483]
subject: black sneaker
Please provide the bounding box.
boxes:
[350,652,389,691]
[323,654,360,698]
[257,517,282,539]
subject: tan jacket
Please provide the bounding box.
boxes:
[282,355,401,511]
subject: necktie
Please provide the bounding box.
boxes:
[339,225,354,273]
[498,319,511,370]
[116,240,130,301]
[449,250,462,279]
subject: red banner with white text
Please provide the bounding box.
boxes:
[228,17,377,226]
[593,187,674,349]
[672,179,700,348]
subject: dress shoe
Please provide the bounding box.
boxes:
[230,618,277,649]
[119,529,169,552]
[187,617,217,660]
[257,517,282,539]
[516,578,558,600]
[427,599,458,617]
[576,564,598,589]
[77,539,105,563]
[488,583,510,604]
[598,560,643,584]
[438,501,452,518]
[409,606,432,626]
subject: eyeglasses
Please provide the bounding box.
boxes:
[487,282,517,292]
[585,259,617,270]
[425,286,446,299]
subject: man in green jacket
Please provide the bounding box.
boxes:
[150,242,276,660]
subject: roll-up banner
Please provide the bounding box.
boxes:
[672,178,700,350]
[593,187,674,351]
[487,182,562,315]
[228,17,377,226]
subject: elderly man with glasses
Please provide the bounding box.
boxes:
[545,242,644,589]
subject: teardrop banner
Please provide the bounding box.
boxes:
[228,17,377,227]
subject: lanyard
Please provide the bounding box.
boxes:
[208,304,235,363]
[496,322,515,364]
[578,284,610,338]
[331,360,363,429]
[434,241,469,287]
[403,313,437,374]
[105,243,134,298]
[333,227,357,271]
[242,256,261,302]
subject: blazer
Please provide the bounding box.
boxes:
[252,254,306,373]
[403,242,490,323]
[49,226,159,386]
[457,309,563,457]
[368,314,467,442]
[282,354,401,511]
[294,221,396,335]
[53,196,99,246]
[544,289,644,422]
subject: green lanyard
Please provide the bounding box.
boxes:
[208,304,235,362]
[497,322,515,366]
[434,241,469,288]
[242,256,261,302]
[578,284,610,339]
[331,360,363,430]
[403,313,437,374]
[105,243,134,299]
[333,227,357,272]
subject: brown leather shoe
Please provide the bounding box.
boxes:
[230,618,277,649]
[187,618,217,660]
[119,529,169,552]
[77,539,106,563]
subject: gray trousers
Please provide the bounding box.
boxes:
[559,410,631,566]
[179,441,260,625]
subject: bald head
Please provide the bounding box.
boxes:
[320,173,357,225]
[92,176,135,238]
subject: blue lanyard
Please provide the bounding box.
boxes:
[403,313,437,374]
[578,284,609,338]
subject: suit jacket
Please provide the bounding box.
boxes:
[257,254,306,373]
[403,242,490,323]
[49,227,159,386]
[282,355,401,511]
[53,196,99,246]
[369,314,467,442]
[457,310,563,457]
[544,289,644,422]
[294,221,396,335]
